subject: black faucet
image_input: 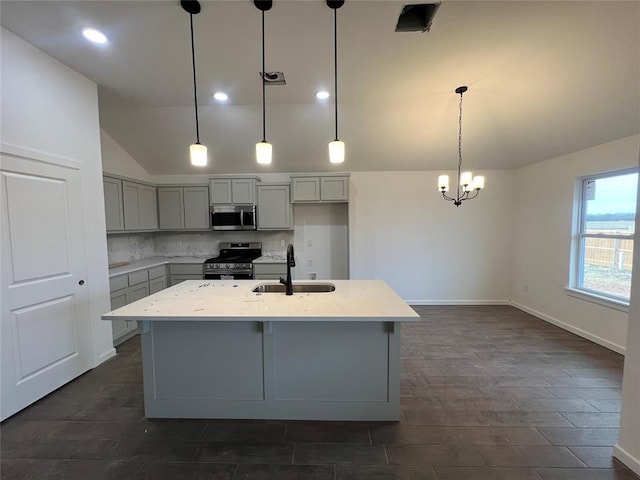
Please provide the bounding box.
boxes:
[279,244,296,295]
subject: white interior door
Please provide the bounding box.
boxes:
[1,152,92,420]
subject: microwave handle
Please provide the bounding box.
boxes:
[240,208,244,229]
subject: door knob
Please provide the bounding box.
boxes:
[79,280,85,285]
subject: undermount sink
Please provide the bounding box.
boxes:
[252,283,336,293]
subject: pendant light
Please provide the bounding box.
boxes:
[438,86,485,206]
[255,1,273,165]
[181,0,207,167]
[327,0,345,164]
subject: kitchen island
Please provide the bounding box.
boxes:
[101,280,419,420]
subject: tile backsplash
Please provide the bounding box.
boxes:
[107,234,155,264]
[107,231,294,264]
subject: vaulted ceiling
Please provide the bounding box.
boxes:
[1,1,639,174]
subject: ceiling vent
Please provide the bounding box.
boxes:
[259,71,286,85]
[395,3,440,33]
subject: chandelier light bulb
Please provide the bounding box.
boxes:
[329,140,345,164]
[438,175,450,192]
[473,176,485,190]
[460,171,473,186]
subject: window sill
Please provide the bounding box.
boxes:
[565,287,629,312]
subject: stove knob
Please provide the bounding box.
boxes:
[225,264,231,269]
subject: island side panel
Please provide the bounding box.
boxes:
[141,319,401,420]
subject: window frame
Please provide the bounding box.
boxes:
[571,167,637,307]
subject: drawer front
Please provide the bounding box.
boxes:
[148,265,166,279]
[109,275,128,292]
[128,269,149,286]
[253,263,287,276]
[170,274,203,286]
[169,264,204,275]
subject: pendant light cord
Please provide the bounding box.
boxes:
[261,10,266,142]
[189,13,200,144]
[333,8,339,141]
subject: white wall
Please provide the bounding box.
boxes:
[614,150,640,474]
[511,134,640,353]
[348,170,515,303]
[1,28,114,366]
[293,204,349,280]
[101,129,153,183]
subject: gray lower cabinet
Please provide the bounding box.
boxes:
[109,287,130,341]
[158,186,210,230]
[169,264,203,286]
[257,183,292,230]
[254,262,287,280]
[109,265,168,344]
[123,181,158,231]
[291,175,349,203]
[103,177,124,232]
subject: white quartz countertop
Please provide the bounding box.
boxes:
[109,256,208,277]
[253,255,286,264]
[102,280,419,322]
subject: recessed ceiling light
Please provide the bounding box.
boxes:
[82,28,108,44]
[213,92,228,102]
[315,91,330,100]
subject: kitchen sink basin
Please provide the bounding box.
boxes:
[252,283,336,293]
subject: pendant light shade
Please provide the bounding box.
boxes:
[329,140,345,164]
[255,0,273,165]
[182,0,207,167]
[190,143,207,166]
[327,0,345,164]
[256,141,272,165]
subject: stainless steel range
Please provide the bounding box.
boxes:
[203,242,262,280]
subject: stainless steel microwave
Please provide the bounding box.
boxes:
[210,205,257,230]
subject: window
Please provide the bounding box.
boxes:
[574,169,637,304]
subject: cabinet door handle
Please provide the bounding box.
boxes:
[79,280,85,285]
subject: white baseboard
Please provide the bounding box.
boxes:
[96,347,116,366]
[510,301,626,355]
[613,444,640,476]
[407,299,511,306]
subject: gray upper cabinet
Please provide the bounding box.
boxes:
[158,187,184,230]
[209,179,233,204]
[183,187,210,229]
[209,177,258,204]
[320,176,349,202]
[158,186,209,230]
[257,183,292,230]
[123,181,157,231]
[103,177,124,232]
[291,174,349,203]
[292,177,320,202]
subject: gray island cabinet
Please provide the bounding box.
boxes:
[102,280,418,421]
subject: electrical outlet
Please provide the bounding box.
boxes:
[280,239,285,247]
[307,239,313,247]
[309,272,317,280]
[307,259,313,267]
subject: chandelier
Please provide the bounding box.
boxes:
[438,86,484,206]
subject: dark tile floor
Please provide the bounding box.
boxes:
[1,305,638,479]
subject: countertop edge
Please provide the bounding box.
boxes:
[109,257,209,277]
